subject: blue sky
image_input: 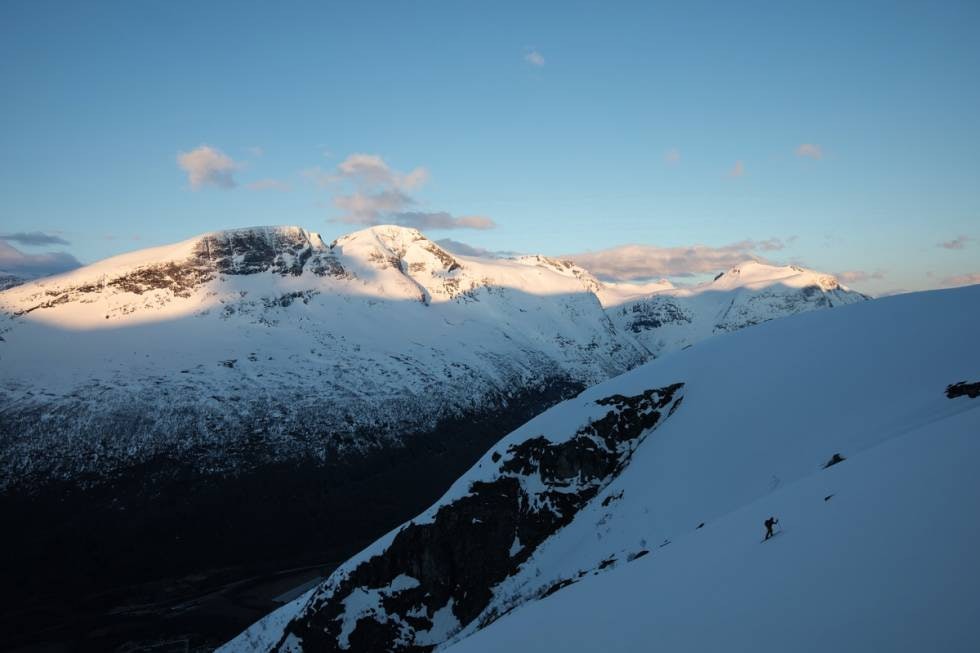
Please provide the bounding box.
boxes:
[1,0,978,294]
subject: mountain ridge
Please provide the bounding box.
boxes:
[0,224,869,490]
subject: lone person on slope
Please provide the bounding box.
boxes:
[764,516,779,540]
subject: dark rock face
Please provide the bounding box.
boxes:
[946,381,980,399]
[195,228,312,276]
[420,242,462,272]
[276,383,684,653]
[620,298,692,332]
[823,452,846,468]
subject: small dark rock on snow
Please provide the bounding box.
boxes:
[946,381,980,399]
[823,453,846,469]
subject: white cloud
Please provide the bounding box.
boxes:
[246,146,264,157]
[318,154,495,231]
[333,189,415,224]
[334,153,429,190]
[177,145,240,189]
[565,238,791,281]
[306,154,429,190]
[795,143,823,159]
[939,272,980,288]
[728,160,745,177]
[938,235,971,250]
[525,50,545,67]
[664,148,681,165]
[246,178,291,192]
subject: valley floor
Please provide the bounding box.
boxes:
[6,561,336,653]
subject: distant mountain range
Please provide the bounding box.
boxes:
[0,224,868,649]
[0,224,866,490]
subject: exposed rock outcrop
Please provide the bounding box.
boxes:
[272,383,683,652]
[946,381,980,399]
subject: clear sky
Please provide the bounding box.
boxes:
[1,0,978,295]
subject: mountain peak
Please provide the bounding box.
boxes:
[198,224,313,241]
[330,224,462,285]
[333,224,427,248]
[710,260,844,292]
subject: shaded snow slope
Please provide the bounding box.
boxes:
[222,283,979,652]
[448,406,980,653]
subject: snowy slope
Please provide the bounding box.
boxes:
[448,407,980,653]
[222,284,980,652]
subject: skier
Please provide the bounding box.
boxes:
[764,516,779,540]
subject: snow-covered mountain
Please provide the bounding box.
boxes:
[0,225,863,490]
[0,271,30,291]
[223,284,980,653]
[601,260,869,356]
[0,224,868,649]
[0,225,647,488]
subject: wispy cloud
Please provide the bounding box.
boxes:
[524,50,545,67]
[338,153,429,190]
[752,237,790,251]
[246,146,264,158]
[877,288,911,297]
[436,239,494,258]
[177,145,240,190]
[305,154,429,191]
[795,143,823,159]
[565,238,791,281]
[728,160,745,177]
[315,154,496,231]
[938,235,971,250]
[436,238,520,258]
[0,231,70,246]
[836,269,885,284]
[939,272,980,288]
[332,188,415,223]
[664,148,681,165]
[246,178,291,192]
[0,240,81,277]
[393,212,495,230]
